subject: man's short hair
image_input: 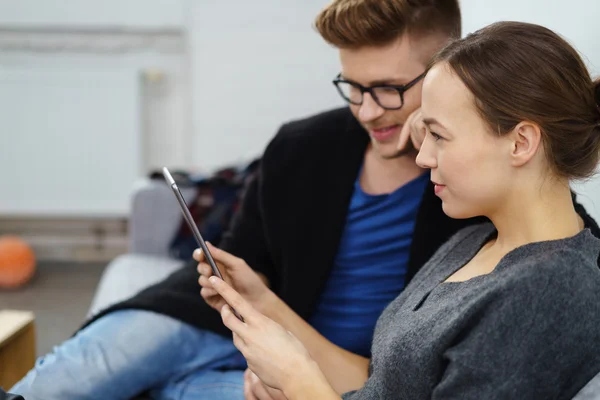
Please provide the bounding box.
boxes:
[314,0,461,48]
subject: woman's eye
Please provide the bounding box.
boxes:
[430,131,443,141]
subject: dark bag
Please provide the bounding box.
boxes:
[0,388,24,400]
[166,159,260,261]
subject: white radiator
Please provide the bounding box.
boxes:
[0,67,141,216]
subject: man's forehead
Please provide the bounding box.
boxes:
[339,49,425,85]
[338,35,439,85]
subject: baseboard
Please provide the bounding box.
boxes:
[0,217,129,263]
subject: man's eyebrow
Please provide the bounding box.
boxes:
[368,77,412,86]
[341,75,414,86]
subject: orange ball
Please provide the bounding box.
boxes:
[0,235,36,288]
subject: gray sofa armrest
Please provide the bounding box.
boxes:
[87,254,184,318]
[129,178,197,257]
[573,372,600,399]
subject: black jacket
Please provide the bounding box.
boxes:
[0,389,23,400]
[84,107,600,337]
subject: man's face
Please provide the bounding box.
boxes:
[338,35,437,159]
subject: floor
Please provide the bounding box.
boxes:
[0,261,106,357]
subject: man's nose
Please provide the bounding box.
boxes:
[357,93,385,122]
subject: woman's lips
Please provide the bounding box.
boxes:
[433,182,446,195]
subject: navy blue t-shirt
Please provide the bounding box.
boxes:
[310,171,429,356]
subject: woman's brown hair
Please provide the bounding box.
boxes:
[430,21,600,179]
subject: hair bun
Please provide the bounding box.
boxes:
[594,78,600,108]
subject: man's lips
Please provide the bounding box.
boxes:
[369,124,401,142]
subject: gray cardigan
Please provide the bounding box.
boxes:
[344,223,600,400]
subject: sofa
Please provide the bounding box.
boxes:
[87,176,196,320]
[87,176,600,399]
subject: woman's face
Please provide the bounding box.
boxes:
[416,63,513,219]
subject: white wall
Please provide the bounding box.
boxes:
[0,0,184,29]
[187,0,599,220]
[0,0,188,216]
[187,0,343,171]
[461,0,600,73]
[0,0,598,219]
[0,52,187,216]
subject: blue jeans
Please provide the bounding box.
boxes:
[10,310,246,400]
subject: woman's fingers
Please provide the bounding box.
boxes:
[221,303,248,336]
[210,276,255,320]
[396,120,412,152]
[196,261,213,277]
[244,383,259,400]
[194,243,242,269]
[193,247,204,262]
[251,381,275,400]
[231,330,247,355]
[397,107,426,152]
[247,370,279,400]
[244,369,260,400]
[200,287,218,299]
[410,112,426,151]
[198,274,215,289]
[206,243,245,268]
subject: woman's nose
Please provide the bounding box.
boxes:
[415,133,437,169]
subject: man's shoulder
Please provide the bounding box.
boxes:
[283,106,354,133]
[269,107,356,149]
[261,107,363,169]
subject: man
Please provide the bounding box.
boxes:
[11,1,598,399]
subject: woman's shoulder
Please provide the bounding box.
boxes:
[492,229,600,309]
[458,230,600,346]
[441,232,600,400]
[503,229,599,280]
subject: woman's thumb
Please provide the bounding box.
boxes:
[206,242,243,269]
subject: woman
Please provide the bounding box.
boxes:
[198,21,600,399]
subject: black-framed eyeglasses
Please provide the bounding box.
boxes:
[332,72,426,110]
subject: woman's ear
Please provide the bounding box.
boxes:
[509,121,543,167]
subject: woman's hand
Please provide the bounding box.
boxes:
[209,276,332,396]
[397,107,427,152]
[244,369,288,400]
[195,243,275,313]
